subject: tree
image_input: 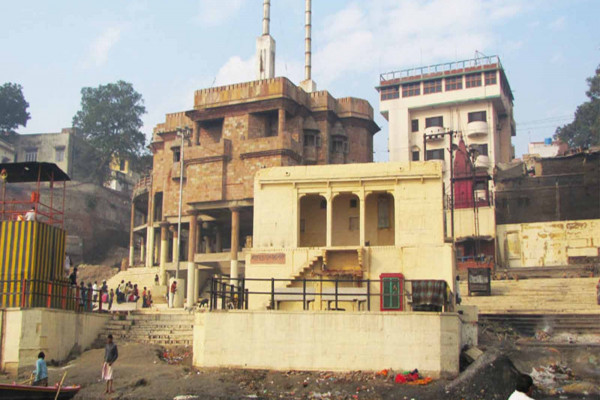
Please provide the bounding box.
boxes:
[555,64,600,148]
[0,82,30,136]
[72,80,147,184]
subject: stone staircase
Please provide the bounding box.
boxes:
[98,310,194,346]
[286,254,323,287]
[460,277,600,314]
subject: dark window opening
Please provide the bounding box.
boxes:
[412,151,420,161]
[402,82,420,97]
[411,119,419,132]
[304,131,321,147]
[445,76,463,91]
[470,144,488,156]
[173,148,181,163]
[350,199,357,208]
[331,136,348,154]
[198,118,224,144]
[468,111,487,123]
[380,86,400,100]
[423,79,442,94]
[426,149,445,161]
[484,71,497,85]
[425,116,444,128]
[465,73,482,88]
[249,111,278,138]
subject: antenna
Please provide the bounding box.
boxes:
[300,0,317,92]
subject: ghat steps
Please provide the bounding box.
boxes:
[460,277,599,314]
[98,310,194,346]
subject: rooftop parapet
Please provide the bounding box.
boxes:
[380,55,502,84]
[194,77,310,109]
[153,111,193,135]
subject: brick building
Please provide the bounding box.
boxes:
[130,77,379,291]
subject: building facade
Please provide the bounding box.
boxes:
[131,77,379,295]
[245,161,456,311]
[377,55,515,191]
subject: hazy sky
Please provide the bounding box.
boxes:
[2,0,599,160]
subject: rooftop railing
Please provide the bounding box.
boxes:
[380,55,501,83]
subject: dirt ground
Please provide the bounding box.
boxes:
[3,337,597,400]
[74,264,120,286]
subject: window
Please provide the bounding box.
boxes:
[465,73,482,88]
[377,196,390,228]
[445,76,463,91]
[412,151,420,161]
[25,149,37,162]
[411,119,419,132]
[349,217,359,231]
[423,79,442,94]
[468,111,487,123]
[380,86,400,100]
[173,148,181,162]
[331,137,348,154]
[426,149,445,161]
[304,131,321,147]
[484,71,497,85]
[425,116,444,128]
[55,147,65,162]
[119,158,126,171]
[380,275,404,311]
[350,199,357,208]
[402,82,420,97]
[470,144,488,156]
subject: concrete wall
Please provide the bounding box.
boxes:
[0,308,109,375]
[14,130,73,176]
[449,206,496,240]
[497,219,600,268]
[193,311,461,378]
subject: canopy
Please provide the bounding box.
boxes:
[0,162,70,183]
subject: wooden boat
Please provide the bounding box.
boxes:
[0,382,80,400]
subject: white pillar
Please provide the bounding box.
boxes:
[359,190,366,246]
[159,223,169,285]
[326,191,333,247]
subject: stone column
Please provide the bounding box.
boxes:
[145,191,154,268]
[187,213,198,307]
[326,191,333,247]
[358,189,366,246]
[129,200,135,266]
[140,237,145,265]
[278,108,286,136]
[230,208,240,282]
[159,222,169,285]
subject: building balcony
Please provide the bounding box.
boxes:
[466,121,488,138]
[474,155,491,169]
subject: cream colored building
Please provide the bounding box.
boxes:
[244,161,456,311]
[378,55,515,190]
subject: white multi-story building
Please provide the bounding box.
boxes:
[377,55,515,186]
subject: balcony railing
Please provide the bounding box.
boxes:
[380,55,501,83]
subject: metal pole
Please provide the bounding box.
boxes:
[449,132,455,242]
[270,278,275,310]
[175,128,186,279]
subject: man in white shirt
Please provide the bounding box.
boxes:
[25,207,37,221]
[508,374,535,399]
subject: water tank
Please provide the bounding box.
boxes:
[544,138,552,145]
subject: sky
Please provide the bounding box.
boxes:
[1,0,599,161]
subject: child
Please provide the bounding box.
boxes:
[33,352,48,386]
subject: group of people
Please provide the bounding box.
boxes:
[115,280,153,308]
[77,280,113,311]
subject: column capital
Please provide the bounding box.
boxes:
[229,207,241,213]
[187,209,200,217]
[159,221,170,228]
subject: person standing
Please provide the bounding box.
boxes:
[154,274,159,286]
[92,281,99,303]
[102,334,118,394]
[25,207,37,221]
[109,289,114,310]
[33,352,48,386]
[169,281,177,308]
[508,374,535,399]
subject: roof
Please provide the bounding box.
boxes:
[0,162,71,183]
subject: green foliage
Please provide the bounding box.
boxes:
[0,82,30,136]
[555,65,600,148]
[72,80,147,184]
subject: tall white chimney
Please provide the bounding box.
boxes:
[256,0,275,80]
[300,0,317,92]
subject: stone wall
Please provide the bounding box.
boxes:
[193,311,462,378]
[0,308,109,376]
